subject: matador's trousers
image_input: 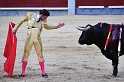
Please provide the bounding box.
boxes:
[22,28,44,62]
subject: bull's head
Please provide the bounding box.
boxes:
[76,24,95,45]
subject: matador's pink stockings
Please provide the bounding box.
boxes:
[21,61,27,75]
[39,62,46,75]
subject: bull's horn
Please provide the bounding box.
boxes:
[76,26,91,31]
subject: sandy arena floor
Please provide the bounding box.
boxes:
[0,15,124,82]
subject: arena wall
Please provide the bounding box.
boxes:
[0,0,124,16]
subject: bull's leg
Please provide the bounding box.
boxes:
[110,40,119,77]
[112,59,118,77]
[112,63,118,77]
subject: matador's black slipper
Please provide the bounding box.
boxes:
[19,74,25,77]
[42,74,48,78]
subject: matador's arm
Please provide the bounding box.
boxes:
[13,12,36,32]
[42,20,58,30]
[13,16,28,32]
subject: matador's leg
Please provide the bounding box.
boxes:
[34,37,48,78]
[20,31,33,77]
[34,38,44,62]
[22,31,33,62]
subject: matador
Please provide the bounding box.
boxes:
[13,9,65,78]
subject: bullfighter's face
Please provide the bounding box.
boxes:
[39,14,48,20]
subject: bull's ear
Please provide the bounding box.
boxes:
[76,26,90,31]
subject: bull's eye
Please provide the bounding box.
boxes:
[84,31,89,34]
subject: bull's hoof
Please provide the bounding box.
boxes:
[112,74,117,77]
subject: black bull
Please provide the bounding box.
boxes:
[77,23,124,77]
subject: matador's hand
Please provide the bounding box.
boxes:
[58,22,65,28]
[12,29,16,34]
